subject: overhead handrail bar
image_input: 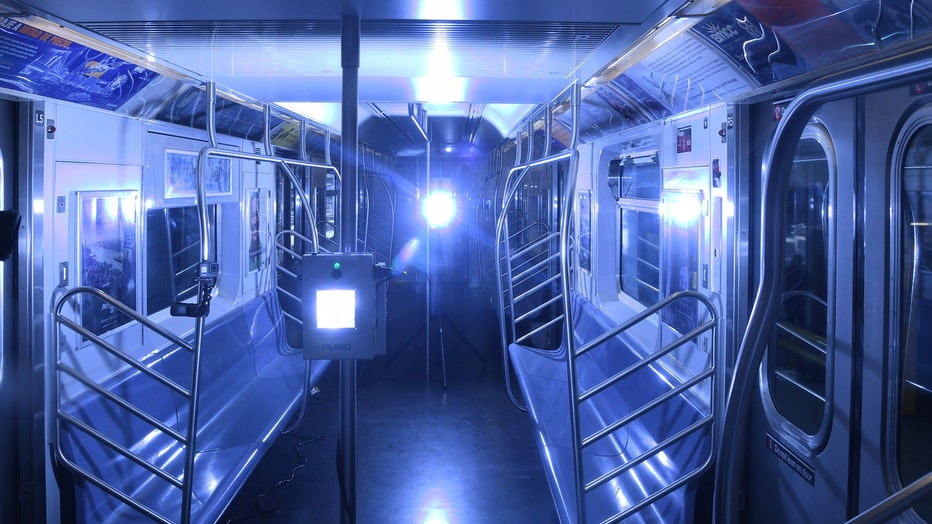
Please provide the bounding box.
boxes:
[196,147,335,252]
[714,48,932,524]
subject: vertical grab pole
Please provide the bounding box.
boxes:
[181,80,219,524]
[339,10,360,524]
[559,83,584,524]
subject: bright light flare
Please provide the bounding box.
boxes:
[421,190,457,229]
[661,195,703,227]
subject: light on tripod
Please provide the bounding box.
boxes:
[422,190,457,229]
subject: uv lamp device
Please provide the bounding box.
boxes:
[302,252,376,360]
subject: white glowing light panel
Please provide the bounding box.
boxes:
[316,289,356,329]
[303,252,377,360]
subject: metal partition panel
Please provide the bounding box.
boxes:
[54,287,195,524]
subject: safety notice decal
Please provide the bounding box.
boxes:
[766,433,815,486]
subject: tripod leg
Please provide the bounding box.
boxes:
[438,316,448,389]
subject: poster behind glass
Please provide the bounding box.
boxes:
[78,191,138,336]
[247,189,268,273]
[579,191,591,272]
[661,191,701,335]
[164,149,232,199]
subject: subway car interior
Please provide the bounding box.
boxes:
[2,0,932,522]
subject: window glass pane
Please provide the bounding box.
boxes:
[660,191,702,334]
[620,208,660,307]
[146,205,217,314]
[898,124,932,521]
[620,154,661,200]
[768,135,831,436]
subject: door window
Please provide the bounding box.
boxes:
[767,125,833,438]
[896,123,932,520]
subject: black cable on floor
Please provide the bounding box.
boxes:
[224,434,328,523]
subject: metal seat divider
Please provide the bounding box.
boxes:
[568,289,717,522]
[495,151,577,408]
[579,312,718,401]
[514,294,564,324]
[512,249,560,283]
[587,413,715,492]
[54,286,196,524]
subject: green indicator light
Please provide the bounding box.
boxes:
[333,262,341,270]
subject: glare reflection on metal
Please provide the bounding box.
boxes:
[484,103,534,136]
[275,102,342,132]
[413,33,468,102]
[660,196,702,227]
[415,486,454,524]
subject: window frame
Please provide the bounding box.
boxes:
[762,120,837,449]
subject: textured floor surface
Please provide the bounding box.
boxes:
[220,284,559,524]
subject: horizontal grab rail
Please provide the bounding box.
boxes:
[515,313,565,345]
[55,286,194,352]
[580,317,718,402]
[56,455,175,524]
[58,363,188,443]
[59,413,184,489]
[509,228,558,255]
[845,470,932,523]
[582,367,715,447]
[585,414,714,492]
[515,294,564,325]
[577,290,717,358]
[54,315,191,398]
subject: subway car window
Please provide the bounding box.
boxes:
[619,208,661,306]
[768,133,832,437]
[898,123,932,521]
[145,205,218,314]
[617,153,661,307]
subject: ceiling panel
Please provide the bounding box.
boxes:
[17,0,667,24]
[82,20,619,84]
[9,0,686,151]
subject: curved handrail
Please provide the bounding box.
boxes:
[53,286,196,524]
[363,167,397,262]
[714,49,932,523]
[845,471,932,523]
[55,286,194,353]
[495,149,577,411]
